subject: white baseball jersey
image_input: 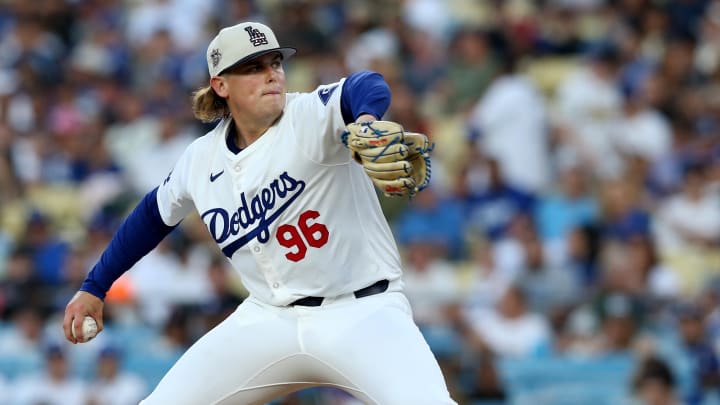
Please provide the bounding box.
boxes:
[156,78,403,305]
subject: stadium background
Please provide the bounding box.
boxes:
[1,0,720,404]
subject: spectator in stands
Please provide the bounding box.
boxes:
[402,241,460,328]
[457,284,552,358]
[561,223,601,289]
[0,124,22,203]
[9,343,88,405]
[663,303,720,405]
[20,210,70,287]
[466,44,551,193]
[557,304,600,357]
[463,237,513,309]
[394,184,466,259]
[461,354,508,404]
[535,155,598,244]
[399,27,447,97]
[593,293,643,356]
[464,157,536,242]
[654,160,720,295]
[0,306,45,359]
[0,246,45,318]
[614,72,673,171]
[87,345,147,405]
[517,229,579,316]
[553,41,625,179]
[436,27,499,114]
[630,356,683,405]
[625,235,681,300]
[144,308,192,358]
[655,161,720,252]
[598,178,652,242]
[200,254,245,330]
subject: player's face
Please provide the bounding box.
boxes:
[221,52,286,124]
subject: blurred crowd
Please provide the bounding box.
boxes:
[1,0,720,404]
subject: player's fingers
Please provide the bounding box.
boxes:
[403,132,432,154]
[91,311,104,334]
[371,176,416,197]
[348,134,403,150]
[64,291,104,343]
[71,311,86,343]
[74,318,86,343]
[355,143,409,163]
[347,121,404,137]
[362,160,412,180]
[62,310,77,344]
[346,121,405,148]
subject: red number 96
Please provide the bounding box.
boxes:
[276,210,330,262]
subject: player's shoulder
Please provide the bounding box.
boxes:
[286,78,347,109]
[182,119,228,156]
[195,119,228,144]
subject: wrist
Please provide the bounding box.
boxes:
[354,114,376,123]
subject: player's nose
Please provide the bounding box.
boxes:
[263,64,280,82]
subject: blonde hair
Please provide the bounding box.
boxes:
[191,85,230,123]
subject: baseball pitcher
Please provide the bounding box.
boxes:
[63,21,455,404]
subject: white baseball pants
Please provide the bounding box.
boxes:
[140,291,456,404]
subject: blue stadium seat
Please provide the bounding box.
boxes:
[0,354,43,380]
[104,324,161,354]
[123,353,181,390]
[498,354,635,404]
[513,384,629,405]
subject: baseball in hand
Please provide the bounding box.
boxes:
[72,316,98,342]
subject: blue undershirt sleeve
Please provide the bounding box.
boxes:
[80,187,177,300]
[340,71,391,124]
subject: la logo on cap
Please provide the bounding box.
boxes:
[244,26,268,47]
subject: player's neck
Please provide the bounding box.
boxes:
[232,113,282,148]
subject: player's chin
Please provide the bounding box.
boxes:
[261,97,285,113]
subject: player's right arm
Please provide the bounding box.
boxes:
[63,140,198,344]
[63,188,178,343]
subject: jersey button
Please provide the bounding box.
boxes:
[272,282,279,289]
[234,165,241,172]
[253,246,261,253]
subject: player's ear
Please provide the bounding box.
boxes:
[210,76,229,98]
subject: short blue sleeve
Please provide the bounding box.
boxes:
[340,71,391,124]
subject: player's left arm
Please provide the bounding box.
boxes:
[340,72,434,197]
[287,71,389,165]
[339,71,391,125]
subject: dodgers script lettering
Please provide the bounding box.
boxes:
[201,171,306,257]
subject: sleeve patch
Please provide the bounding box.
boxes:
[317,84,339,106]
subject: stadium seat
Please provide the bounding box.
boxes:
[0,354,43,380]
[123,353,181,390]
[498,354,635,404]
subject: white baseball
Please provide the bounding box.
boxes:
[72,316,98,342]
